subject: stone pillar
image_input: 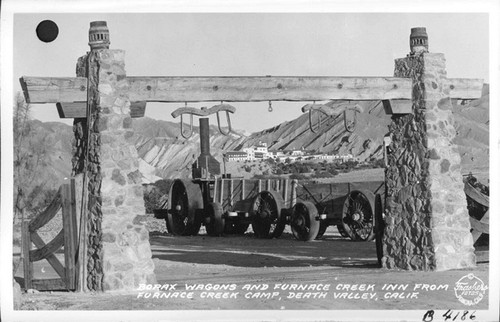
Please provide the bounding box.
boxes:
[72,22,156,291]
[382,28,475,271]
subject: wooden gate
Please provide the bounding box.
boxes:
[22,178,78,291]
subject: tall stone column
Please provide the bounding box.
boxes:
[72,21,156,291]
[382,28,475,271]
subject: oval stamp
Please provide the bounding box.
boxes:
[454,273,488,306]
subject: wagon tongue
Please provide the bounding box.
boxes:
[192,117,221,179]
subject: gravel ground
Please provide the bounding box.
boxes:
[11,225,493,322]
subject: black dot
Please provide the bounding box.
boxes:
[36,20,59,43]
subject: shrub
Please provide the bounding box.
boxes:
[290,173,307,180]
[312,171,333,178]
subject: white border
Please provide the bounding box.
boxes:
[2,0,499,321]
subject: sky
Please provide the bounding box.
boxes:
[13,12,489,133]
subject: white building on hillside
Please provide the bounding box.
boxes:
[243,142,270,160]
[224,151,248,162]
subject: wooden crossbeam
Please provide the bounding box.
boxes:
[126,76,413,102]
[21,77,87,104]
[446,78,484,99]
[21,76,413,103]
[20,76,483,118]
[30,230,65,262]
[30,232,66,279]
[56,101,146,118]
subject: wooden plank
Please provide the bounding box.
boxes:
[283,179,289,207]
[21,76,482,105]
[62,180,78,290]
[31,278,67,291]
[231,180,243,205]
[447,78,483,99]
[382,99,412,114]
[56,102,86,118]
[480,210,489,224]
[22,221,33,290]
[130,101,147,118]
[30,230,65,262]
[229,180,234,207]
[29,186,62,231]
[213,178,218,204]
[219,180,224,204]
[241,179,245,201]
[469,216,489,233]
[475,250,489,263]
[128,76,413,102]
[20,77,87,104]
[30,232,66,279]
[471,230,483,244]
[464,182,489,207]
[22,76,413,103]
[56,101,146,118]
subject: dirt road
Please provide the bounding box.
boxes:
[17,227,490,316]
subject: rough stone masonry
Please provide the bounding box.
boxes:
[383,29,475,271]
[73,25,156,290]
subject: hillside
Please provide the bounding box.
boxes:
[130,118,246,180]
[16,120,74,189]
[241,100,390,161]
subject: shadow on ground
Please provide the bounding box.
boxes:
[150,232,380,269]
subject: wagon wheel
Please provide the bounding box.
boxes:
[291,201,320,241]
[315,222,329,239]
[374,193,385,267]
[168,179,202,236]
[251,190,285,239]
[336,224,349,238]
[224,222,250,235]
[341,190,376,241]
[205,202,225,236]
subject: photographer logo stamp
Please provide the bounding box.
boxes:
[454,273,488,306]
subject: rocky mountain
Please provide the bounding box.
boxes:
[241,100,390,161]
[22,84,489,187]
[130,118,246,180]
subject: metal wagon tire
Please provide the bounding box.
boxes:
[341,189,376,241]
[167,179,203,236]
[205,202,225,236]
[315,222,329,239]
[374,193,385,267]
[336,224,350,238]
[291,201,320,241]
[251,190,286,239]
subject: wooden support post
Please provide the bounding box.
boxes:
[283,179,289,208]
[219,180,224,204]
[213,179,218,204]
[61,178,78,290]
[22,221,33,290]
[241,179,245,200]
[229,180,234,207]
[291,179,298,207]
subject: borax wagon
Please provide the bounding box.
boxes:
[154,105,383,242]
